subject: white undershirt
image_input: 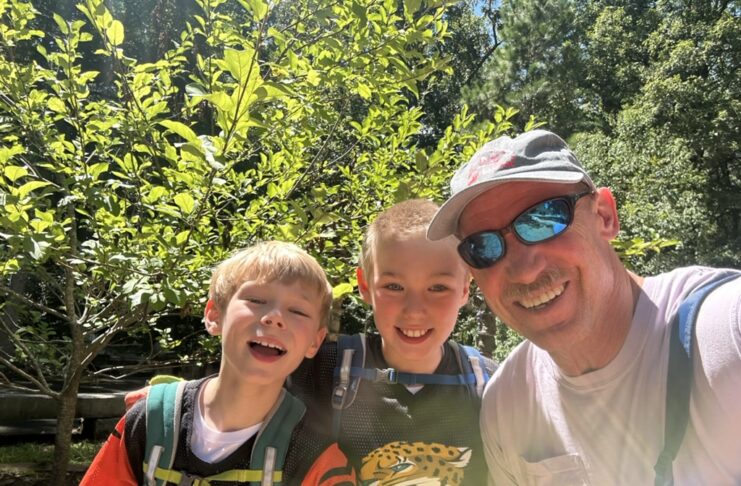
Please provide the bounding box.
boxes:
[190,381,262,463]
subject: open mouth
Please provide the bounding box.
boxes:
[397,328,431,339]
[249,340,287,357]
[518,283,566,310]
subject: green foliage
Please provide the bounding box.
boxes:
[0,440,101,465]
[465,0,740,272]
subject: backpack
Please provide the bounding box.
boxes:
[330,333,493,439]
[143,381,305,486]
[654,272,740,486]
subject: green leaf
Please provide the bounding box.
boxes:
[240,0,268,21]
[88,162,109,180]
[173,192,195,215]
[4,166,28,182]
[143,185,168,203]
[106,20,124,46]
[332,282,354,299]
[53,13,69,35]
[357,83,372,100]
[223,47,256,81]
[47,97,66,113]
[159,120,198,143]
[17,181,52,198]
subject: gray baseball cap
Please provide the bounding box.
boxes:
[427,129,596,240]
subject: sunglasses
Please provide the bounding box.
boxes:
[457,190,594,269]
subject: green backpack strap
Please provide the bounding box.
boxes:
[250,389,306,485]
[144,381,186,486]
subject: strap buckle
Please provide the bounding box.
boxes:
[375,368,398,384]
[331,383,348,410]
[177,472,200,486]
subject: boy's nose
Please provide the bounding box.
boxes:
[260,308,285,328]
[404,292,426,316]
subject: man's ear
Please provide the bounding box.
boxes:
[594,187,620,240]
[356,267,372,304]
[305,327,328,359]
[203,299,223,336]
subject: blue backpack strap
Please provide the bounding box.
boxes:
[144,381,186,486]
[331,333,366,440]
[459,343,490,397]
[654,273,740,486]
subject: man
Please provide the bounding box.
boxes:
[427,129,741,485]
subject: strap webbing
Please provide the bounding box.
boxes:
[341,366,480,385]
[141,463,282,485]
[145,381,185,486]
[654,273,740,486]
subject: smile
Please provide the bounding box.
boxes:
[249,339,286,357]
[518,283,566,310]
[398,328,431,338]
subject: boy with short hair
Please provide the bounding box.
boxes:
[290,198,494,484]
[82,241,356,485]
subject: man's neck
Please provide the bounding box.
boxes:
[201,374,283,432]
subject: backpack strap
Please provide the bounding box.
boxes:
[144,381,186,486]
[654,273,740,486]
[331,333,366,439]
[143,383,304,486]
[455,343,491,397]
[330,334,492,439]
[250,389,306,486]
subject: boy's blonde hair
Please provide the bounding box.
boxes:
[209,241,333,328]
[360,198,441,276]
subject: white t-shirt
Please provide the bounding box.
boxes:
[191,382,262,463]
[480,266,741,485]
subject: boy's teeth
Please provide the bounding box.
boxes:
[400,328,429,338]
[520,284,566,309]
[251,340,285,352]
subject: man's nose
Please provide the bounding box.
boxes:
[502,234,547,284]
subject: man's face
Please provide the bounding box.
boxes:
[458,181,620,357]
[358,234,470,373]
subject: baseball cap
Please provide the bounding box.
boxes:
[427,129,596,240]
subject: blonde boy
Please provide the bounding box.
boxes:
[83,241,355,486]
[291,199,494,485]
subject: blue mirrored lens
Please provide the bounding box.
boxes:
[514,198,570,243]
[458,232,505,268]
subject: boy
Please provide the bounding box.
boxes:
[290,199,494,484]
[127,200,494,484]
[82,241,356,485]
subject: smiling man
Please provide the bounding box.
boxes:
[427,130,741,485]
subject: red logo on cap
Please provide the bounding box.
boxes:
[467,150,516,186]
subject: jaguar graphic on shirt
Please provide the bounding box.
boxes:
[359,440,471,485]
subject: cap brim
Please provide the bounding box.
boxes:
[427,171,586,240]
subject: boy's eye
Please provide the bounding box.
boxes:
[429,284,450,292]
[384,283,403,291]
[290,308,311,318]
[245,297,266,304]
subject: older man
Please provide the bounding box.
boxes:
[428,130,741,485]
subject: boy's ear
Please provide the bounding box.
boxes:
[594,187,620,240]
[305,327,328,359]
[203,300,223,336]
[356,267,372,303]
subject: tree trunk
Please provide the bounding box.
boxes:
[50,378,81,486]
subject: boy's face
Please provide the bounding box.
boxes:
[358,234,470,373]
[204,279,327,387]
